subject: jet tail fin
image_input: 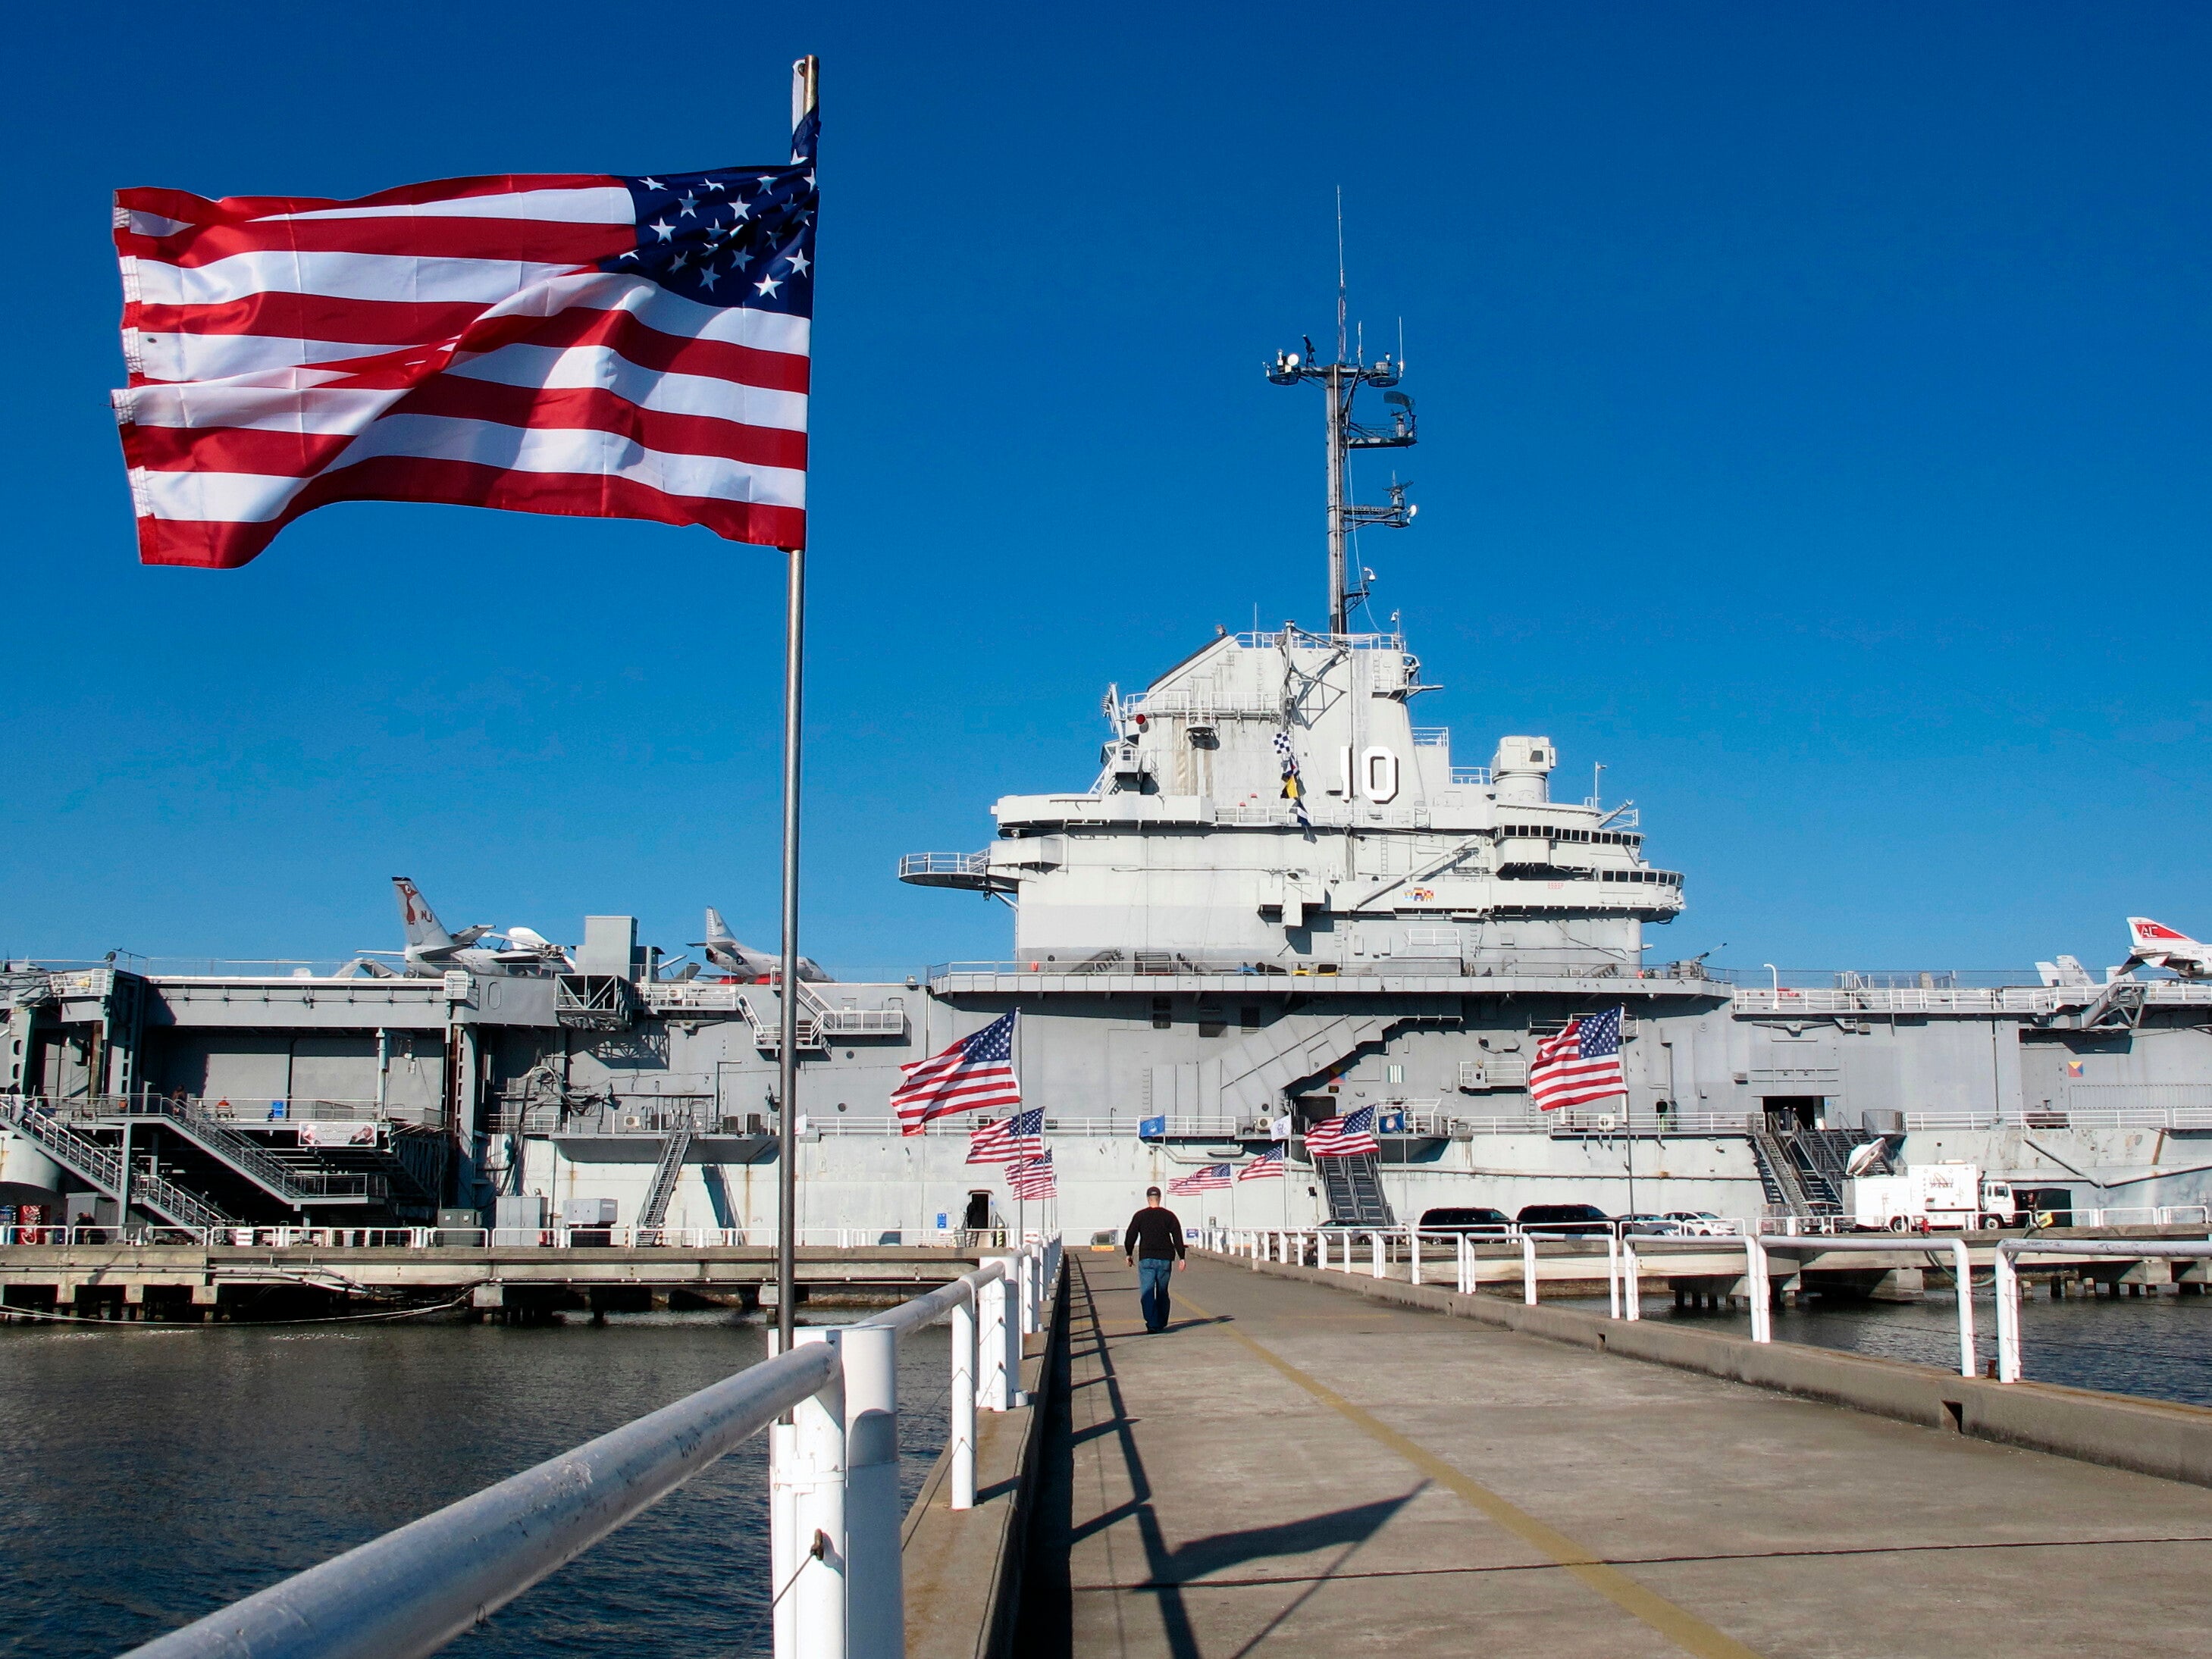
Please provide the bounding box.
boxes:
[2129,916,2198,949]
[393,877,457,954]
[703,906,737,945]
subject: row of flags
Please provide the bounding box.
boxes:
[1167,1149,1285,1195]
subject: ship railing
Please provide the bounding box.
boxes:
[0,1222,1017,1251]
[115,1238,1061,1659]
[926,956,1725,982]
[9,1093,400,1126]
[1901,1105,2212,1132]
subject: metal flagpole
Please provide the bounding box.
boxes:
[775,52,819,1357]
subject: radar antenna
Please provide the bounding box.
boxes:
[1264,189,1418,634]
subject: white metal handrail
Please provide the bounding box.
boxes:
[1993,1238,2212,1383]
[117,1241,1057,1659]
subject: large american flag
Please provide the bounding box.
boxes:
[1167,1165,1233,1195]
[1303,1105,1378,1157]
[892,1011,1020,1135]
[1007,1153,1056,1200]
[109,108,817,568]
[1530,1007,1627,1112]
[967,1108,1044,1165]
[1237,1148,1286,1182]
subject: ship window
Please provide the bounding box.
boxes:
[1240,1006,1262,1031]
[1151,996,1172,1030]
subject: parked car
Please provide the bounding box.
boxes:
[1515,1203,1615,1237]
[1618,1213,1684,1236]
[1663,1211,1740,1237]
[1418,1206,1514,1235]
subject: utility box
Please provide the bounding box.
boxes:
[493,1194,549,1246]
[1853,1162,2015,1232]
[561,1197,618,1226]
[434,1206,481,1245]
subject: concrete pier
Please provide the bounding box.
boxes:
[1020,1254,2212,1657]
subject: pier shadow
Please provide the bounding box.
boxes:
[1016,1260,1413,1659]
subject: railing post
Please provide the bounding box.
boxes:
[1622,1241,1640,1320]
[840,1325,901,1659]
[1456,1232,1471,1295]
[1371,1231,1384,1279]
[1408,1229,1422,1286]
[789,1330,848,1659]
[1607,1235,1621,1319]
[949,1290,976,1510]
[1995,1244,2022,1383]
[1018,1246,1038,1337]
[1522,1235,1538,1305]
[978,1257,1021,1410]
[1746,1237,1772,1344]
[1950,1238,1977,1379]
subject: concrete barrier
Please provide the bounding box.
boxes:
[1197,1249,2212,1492]
[902,1263,1068,1658]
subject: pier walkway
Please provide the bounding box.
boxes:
[1021,1253,2212,1657]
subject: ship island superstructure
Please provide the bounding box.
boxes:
[8,321,2212,1244]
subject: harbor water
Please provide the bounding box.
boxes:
[0,1313,949,1658]
[1598,1289,2212,1407]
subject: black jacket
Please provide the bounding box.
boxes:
[1124,1207,1186,1260]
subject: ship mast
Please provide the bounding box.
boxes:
[1266,193,1418,634]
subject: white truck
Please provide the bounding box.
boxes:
[1852,1161,2016,1232]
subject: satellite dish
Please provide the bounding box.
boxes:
[1844,1141,1887,1179]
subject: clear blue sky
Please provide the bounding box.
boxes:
[5,3,2209,978]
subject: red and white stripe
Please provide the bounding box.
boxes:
[111,175,806,568]
[1529,1021,1627,1112]
[1007,1155,1057,1200]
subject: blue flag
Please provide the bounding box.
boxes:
[1139,1115,1166,1138]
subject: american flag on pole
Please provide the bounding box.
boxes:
[1237,1148,1286,1182]
[1529,1007,1627,1112]
[1007,1153,1056,1200]
[892,1010,1020,1135]
[1167,1165,1233,1195]
[1302,1105,1378,1157]
[967,1108,1044,1165]
[109,105,818,568]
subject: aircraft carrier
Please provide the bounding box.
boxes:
[8,320,2212,1244]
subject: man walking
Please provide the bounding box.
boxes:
[1123,1185,1187,1333]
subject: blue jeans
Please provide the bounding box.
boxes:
[1137,1256,1175,1330]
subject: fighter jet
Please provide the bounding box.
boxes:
[2123,917,2212,980]
[692,906,830,982]
[339,878,572,978]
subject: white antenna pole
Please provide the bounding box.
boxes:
[1335,186,1347,362]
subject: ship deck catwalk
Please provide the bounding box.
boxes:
[1023,1254,2212,1658]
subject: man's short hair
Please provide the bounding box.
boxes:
[1145,1186,1161,1197]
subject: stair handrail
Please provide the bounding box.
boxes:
[122,1097,374,1200]
[2,1097,233,1229]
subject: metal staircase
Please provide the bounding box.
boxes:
[1747,1123,1830,1215]
[638,1126,693,1229]
[1317,1153,1396,1226]
[2,1100,235,1229]
[1789,1127,1877,1206]
[121,1100,378,1207]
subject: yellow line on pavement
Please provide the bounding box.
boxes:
[1175,1291,1770,1659]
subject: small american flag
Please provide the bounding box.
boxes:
[1237,1149,1286,1182]
[111,92,818,568]
[1530,1006,1627,1113]
[1303,1105,1378,1158]
[967,1108,1044,1164]
[1007,1153,1056,1200]
[1168,1164,1233,1195]
[892,1011,1020,1136]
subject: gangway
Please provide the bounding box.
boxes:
[1317,1152,1396,1226]
[638,1126,693,1229]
